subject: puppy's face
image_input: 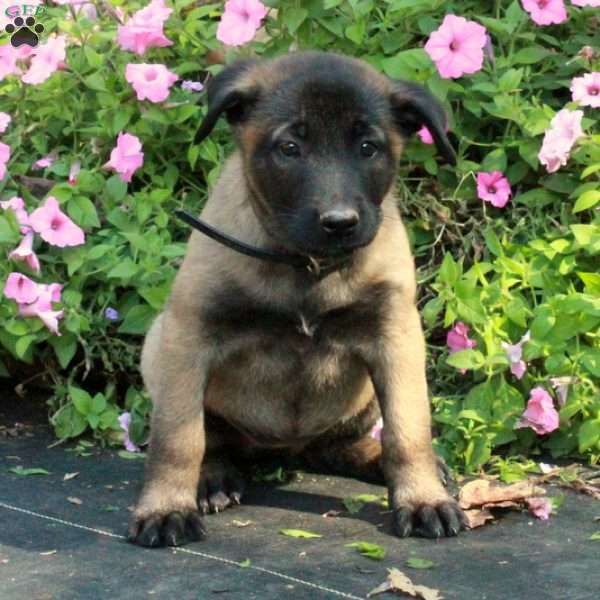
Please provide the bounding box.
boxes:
[196,52,455,257]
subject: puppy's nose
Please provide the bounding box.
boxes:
[320,209,359,235]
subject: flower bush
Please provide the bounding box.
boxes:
[0,0,599,472]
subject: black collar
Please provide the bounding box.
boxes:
[175,210,353,277]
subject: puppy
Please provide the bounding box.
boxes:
[128,51,465,548]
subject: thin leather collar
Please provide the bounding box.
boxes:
[175,210,353,277]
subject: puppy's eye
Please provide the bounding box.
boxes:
[279,142,300,157]
[360,142,378,158]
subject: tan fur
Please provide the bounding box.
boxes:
[131,56,460,540]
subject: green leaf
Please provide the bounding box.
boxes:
[590,532,600,541]
[91,393,107,414]
[279,529,323,539]
[117,450,146,460]
[406,558,435,569]
[481,148,507,172]
[573,190,600,213]
[70,386,93,415]
[105,175,128,202]
[118,305,156,335]
[382,49,432,80]
[345,542,385,560]
[67,196,100,228]
[578,420,600,453]
[446,349,485,370]
[343,494,386,513]
[15,335,36,359]
[9,466,50,476]
[513,46,550,64]
[107,259,139,280]
[238,559,251,568]
[284,7,308,34]
[84,73,106,91]
[49,334,78,369]
[52,404,88,439]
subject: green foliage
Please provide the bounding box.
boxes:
[0,2,598,469]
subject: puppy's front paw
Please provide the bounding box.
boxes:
[393,498,466,539]
[128,509,206,547]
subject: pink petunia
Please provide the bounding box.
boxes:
[571,72,600,108]
[521,0,568,25]
[502,331,530,380]
[0,44,19,81]
[18,282,64,335]
[21,35,67,85]
[217,0,268,47]
[0,141,10,180]
[417,126,434,145]
[447,321,477,353]
[117,0,173,56]
[0,196,30,233]
[0,112,11,133]
[118,412,140,452]
[424,15,488,79]
[125,63,178,103]
[370,417,383,442]
[29,196,85,247]
[571,0,600,6]
[9,232,41,274]
[538,108,584,173]
[34,152,57,169]
[105,132,144,183]
[526,497,552,520]
[515,387,559,435]
[3,272,39,304]
[181,80,204,92]
[477,171,512,208]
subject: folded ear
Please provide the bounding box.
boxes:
[389,80,456,165]
[195,59,260,144]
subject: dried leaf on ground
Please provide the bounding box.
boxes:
[39,550,57,556]
[459,479,545,509]
[322,510,342,518]
[63,472,80,481]
[368,568,442,599]
[231,519,253,527]
[464,508,495,529]
[67,496,82,505]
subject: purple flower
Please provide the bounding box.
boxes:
[181,80,204,92]
[105,307,120,321]
[118,412,140,453]
[501,331,530,380]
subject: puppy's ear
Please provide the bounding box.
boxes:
[195,59,260,144]
[390,81,456,165]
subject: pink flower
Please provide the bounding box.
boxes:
[34,152,57,169]
[571,0,600,6]
[538,108,584,173]
[0,196,30,233]
[424,15,488,79]
[105,132,144,183]
[217,0,268,47]
[21,35,67,85]
[18,282,64,335]
[502,331,530,380]
[117,0,173,56]
[477,171,512,208]
[29,196,85,247]
[370,417,383,442]
[526,497,552,520]
[515,387,560,435]
[447,321,477,353]
[118,412,140,452]
[0,141,10,180]
[9,232,41,274]
[181,80,204,92]
[125,63,178,103]
[521,0,568,25]
[0,44,19,81]
[417,126,434,145]
[0,112,11,133]
[68,160,81,185]
[3,272,39,304]
[571,72,600,108]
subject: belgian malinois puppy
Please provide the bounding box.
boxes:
[128,51,465,547]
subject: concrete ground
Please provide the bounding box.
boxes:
[1,398,599,600]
